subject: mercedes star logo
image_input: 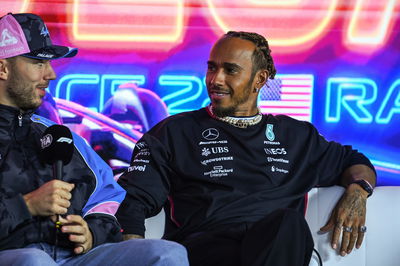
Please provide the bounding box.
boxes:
[202,128,219,140]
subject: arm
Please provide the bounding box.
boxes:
[116,134,170,238]
[320,163,376,256]
[0,179,74,241]
[72,132,126,249]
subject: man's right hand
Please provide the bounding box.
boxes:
[23,180,75,216]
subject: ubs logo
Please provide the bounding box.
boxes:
[202,128,219,140]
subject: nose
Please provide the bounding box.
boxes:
[44,61,57,81]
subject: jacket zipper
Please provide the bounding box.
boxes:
[18,112,23,127]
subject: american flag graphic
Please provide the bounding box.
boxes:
[258,74,314,122]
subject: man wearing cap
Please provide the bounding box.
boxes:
[0,13,188,265]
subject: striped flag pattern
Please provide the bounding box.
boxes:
[258,74,314,122]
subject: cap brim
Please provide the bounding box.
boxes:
[21,45,78,60]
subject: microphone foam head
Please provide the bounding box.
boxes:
[40,125,74,165]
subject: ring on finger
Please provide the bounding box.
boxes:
[343,226,353,233]
[359,225,367,233]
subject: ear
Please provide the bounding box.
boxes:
[254,69,269,90]
[0,59,9,81]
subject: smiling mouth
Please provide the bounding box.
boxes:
[210,90,230,96]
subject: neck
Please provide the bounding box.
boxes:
[207,105,263,128]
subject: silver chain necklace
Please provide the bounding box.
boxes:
[207,105,263,128]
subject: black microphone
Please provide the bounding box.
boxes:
[40,125,74,180]
[40,125,74,259]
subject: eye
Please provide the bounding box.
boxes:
[207,64,216,72]
[226,67,238,74]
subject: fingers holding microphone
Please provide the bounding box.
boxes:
[23,180,75,216]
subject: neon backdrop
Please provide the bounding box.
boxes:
[2,0,400,185]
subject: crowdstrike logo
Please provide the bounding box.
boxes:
[202,128,219,140]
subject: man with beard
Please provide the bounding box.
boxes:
[0,13,188,265]
[116,31,376,266]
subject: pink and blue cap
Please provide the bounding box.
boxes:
[0,13,77,60]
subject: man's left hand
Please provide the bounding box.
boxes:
[60,215,93,254]
[320,184,368,256]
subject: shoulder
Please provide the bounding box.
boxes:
[265,114,319,139]
[148,108,206,133]
[267,114,314,129]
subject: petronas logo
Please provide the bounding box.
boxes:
[266,124,275,141]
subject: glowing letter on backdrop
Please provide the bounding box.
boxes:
[205,0,338,47]
[100,75,146,111]
[346,0,397,47]
[0,0,30,13]
[54,74,100,111]
[160,75,203,115]
[376,79,400,124]
[326,78,377,123]
[71,0,184,49]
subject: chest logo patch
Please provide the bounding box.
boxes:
[202,128,219,140]
[266,124,275,141]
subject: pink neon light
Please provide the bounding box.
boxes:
[69,0,185,50]
[205,0,339,47]
[346,0,397,48]
[0,0,30,13]
[374,166,400,175]
[56,99,141,143]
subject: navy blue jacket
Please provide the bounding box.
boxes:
[0,104,126,250]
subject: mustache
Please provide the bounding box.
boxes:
[37,83,50,89]
[208,85,231,94]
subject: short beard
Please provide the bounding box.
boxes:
[212,105,236,117]
[211,78,254,117]
[6,65,41,111]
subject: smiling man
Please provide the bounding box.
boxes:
[0,13,188,265]
[117,31,376,266]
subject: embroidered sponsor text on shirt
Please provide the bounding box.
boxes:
[128,165,147,172]
[199,140,228,145]
[271,166,289,174]
[267,157,289,164]
[135,141,148,150]
[133,159,150,163]
[201,147,229,157]
[137,149,150,156]
[264,148,287,155]
[204,166,233,178]
[201,156,233,166]
[263,141,281,145]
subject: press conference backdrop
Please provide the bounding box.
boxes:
[2,0,399,185]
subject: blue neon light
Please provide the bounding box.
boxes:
[325,78,377,123]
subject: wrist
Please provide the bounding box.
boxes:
[348,179,373,197]
[23,193,37,216]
